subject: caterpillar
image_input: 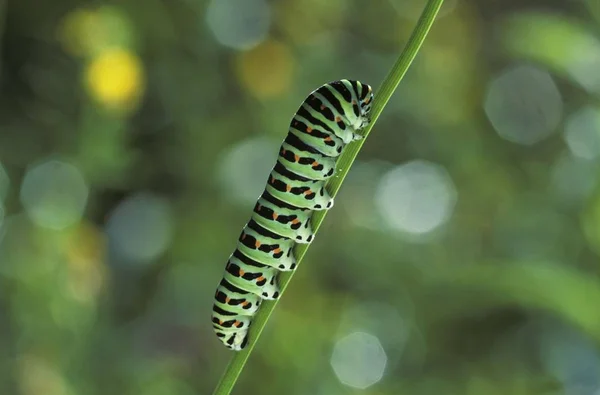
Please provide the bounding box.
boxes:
[212,79,374,350]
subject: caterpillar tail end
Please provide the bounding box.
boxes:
[212,306,253,351]
[216,328,249,351]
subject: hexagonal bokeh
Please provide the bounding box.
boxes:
[19,159,89,230]
[330,331,387,389]
[206,0,271,50]
[484,64,563,145]
[375,160,457,235]
[564,106,600,160]
[217,137,279,206]
[105,192,174,265]
[551,153,597,205]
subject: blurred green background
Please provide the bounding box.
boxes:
[1,0,600,394]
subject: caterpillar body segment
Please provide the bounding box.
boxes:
[265,165,334,211]
[252,193,315,244]
[223,251,281,300]
[236,220,298,271]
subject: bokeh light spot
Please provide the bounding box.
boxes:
[564,106,600,160]
[217,137,279,206]
[375,160,457,235]
[18,355,71,395]
[484,64,563,145]
[58,6,136,58]
[551,153,597,206]
[85,48,145,109]
[65,221,107,303]
[206,0,271,50]
[330,331,387,389]
[20,159,89,230]
[58,8,103,57]
[236,39,293,99]
[105,193,174,264]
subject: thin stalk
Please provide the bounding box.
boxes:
[212,1,445,393]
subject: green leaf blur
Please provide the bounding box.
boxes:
[0,0,598,395]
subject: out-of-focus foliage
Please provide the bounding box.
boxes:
[0,0,599,394]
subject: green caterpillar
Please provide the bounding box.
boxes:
[212,79,374,350]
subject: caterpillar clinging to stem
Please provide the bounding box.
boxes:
[212,79,374,350]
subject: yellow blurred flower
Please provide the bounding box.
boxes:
[236,39,294,99]
[85,48,145,110]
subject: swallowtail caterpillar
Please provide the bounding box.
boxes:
[212,80,374,350]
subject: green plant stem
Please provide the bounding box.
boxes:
[212,1,445,393]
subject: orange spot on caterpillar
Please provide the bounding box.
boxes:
[320,104,326,110]
[286,184,292,192]
[225,297,231,303]
[281,148,286,155]
[219,319,224,325]
[255,240,261,248]
[273,248,282,254]
[241,301,249,307]
[234,320,242,327]
[272,212,278,220]
[324,137,332,142]
[304,189,313,195]
[270,176,275,184]
[306,127,313,133]
[312,161,319,167]
[239,269,245,276]
[257,276,265,282]
[257,204,262,211]
[291,218,300,224]
[294,154,300,162]
[241,234,246,240]
[335,116,341,122]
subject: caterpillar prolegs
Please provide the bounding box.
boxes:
[212,79,374,350]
